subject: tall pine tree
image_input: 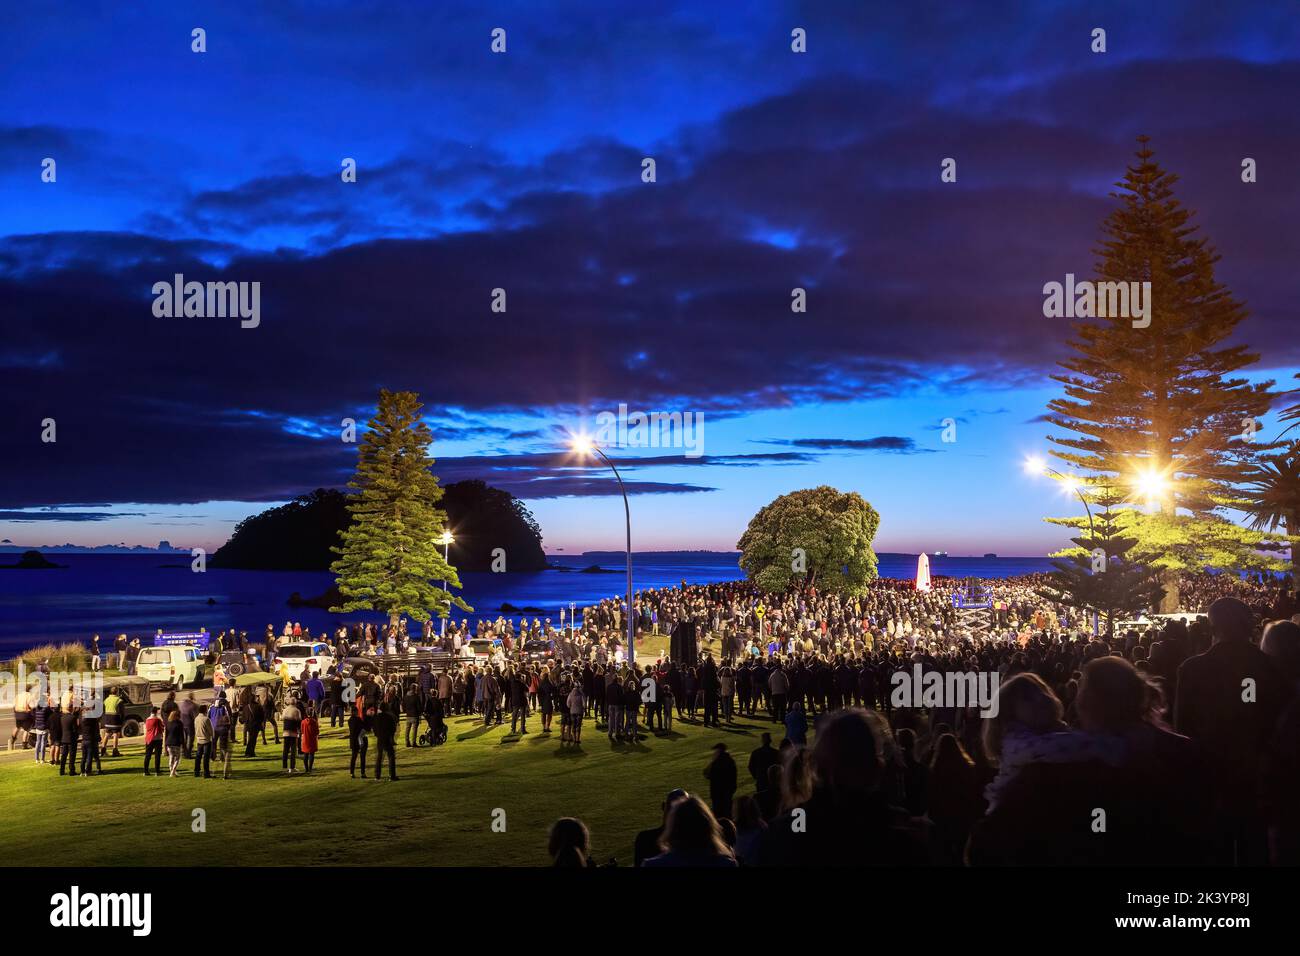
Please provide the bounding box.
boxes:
[1046,138,1283,609]
[331,389,470,625]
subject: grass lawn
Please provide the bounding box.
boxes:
[0,676,790,867]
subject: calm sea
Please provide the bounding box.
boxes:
[0,551,1054,655]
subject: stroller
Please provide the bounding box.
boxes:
[418,717,448,747]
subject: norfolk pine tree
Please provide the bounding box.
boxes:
[1045,138,1284,609]
[331,389,471,625]
[1038,486,1165,637]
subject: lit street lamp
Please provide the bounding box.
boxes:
[1024,456,1098,636]
[1023,456,1095,537]
[439,529,455,638]
[571,433,635,667]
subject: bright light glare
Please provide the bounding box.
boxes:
[1134,469,1170,500]
[439,530,455,545]
[570,433,595,456]
[1023,455,1046,476]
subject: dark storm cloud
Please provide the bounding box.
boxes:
[3,21,1298,511]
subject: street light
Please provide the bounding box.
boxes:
[1024,455,1102,636]
[1133,468,1171,504]
[570,432,635,667]
[1023,456,1095,537]
[439,529,455,638]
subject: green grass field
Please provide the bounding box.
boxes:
[0,684,789,867]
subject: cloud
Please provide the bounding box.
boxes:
[759,436,933,454]
[0,510,143,522]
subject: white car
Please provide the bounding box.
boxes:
[136,645,205,690]
[272,641,335,679]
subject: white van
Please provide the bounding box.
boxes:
[136,645,205,690]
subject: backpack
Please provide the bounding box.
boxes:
[211,704,230,733]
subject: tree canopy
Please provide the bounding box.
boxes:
[1044,138,1287,603]
[330,389,470,624]
[737,486,879,595]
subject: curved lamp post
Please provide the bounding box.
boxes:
[571,434,635,667]
[438,529,454,638]
[1024,456,1095,537]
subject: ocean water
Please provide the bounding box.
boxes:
[0,551,1054,656]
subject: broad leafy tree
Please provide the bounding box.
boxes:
[737,485,879,595]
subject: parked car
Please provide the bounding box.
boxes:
[272,641,335,678]
[106,677,156,737]
[522,638,556,663]
[135,645,205,690]
[458,638,495,665]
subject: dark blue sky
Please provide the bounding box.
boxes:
[2,1,1298,555]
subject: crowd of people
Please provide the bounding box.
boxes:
[550,594,1300,867]
[7,569,1299,867]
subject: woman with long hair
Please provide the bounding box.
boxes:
[642,795,737,867]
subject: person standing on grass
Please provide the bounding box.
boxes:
[102,687,125,758]
[348,705,370,778]
[9,685,33,751]
[142,706,163,775]
[165,710,185,777]
[704,742,738,822]
[403,681,422,747]
[80,692,102,775]
[372,704,398,781]
[32,692,52,764]
[179,692,196,759]
[538,668,556,734]
[327,672,345,728]
[243,694,265,757]
[256,681,279,745]
[192,704,213,778]
[300,704,319,774]
[607,675,625,741]
[305,670,325,716]
[509,668,530,735]
[280,696,302,774]
[209,691,233,779]
[58,700,80,776]
[624,673,641,742]
[768,662,789,724]
[784,700,808,746]
[566,681,586,744]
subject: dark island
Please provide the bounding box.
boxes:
[0,550,64,569]
[212,480,548,573]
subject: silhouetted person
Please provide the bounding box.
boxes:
[1261,619,1300,864]
[704,742,737,821]
[1175,597,1286,864]
[748,733,780,794]
[757,708,930,866]
[643,795,736,867]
